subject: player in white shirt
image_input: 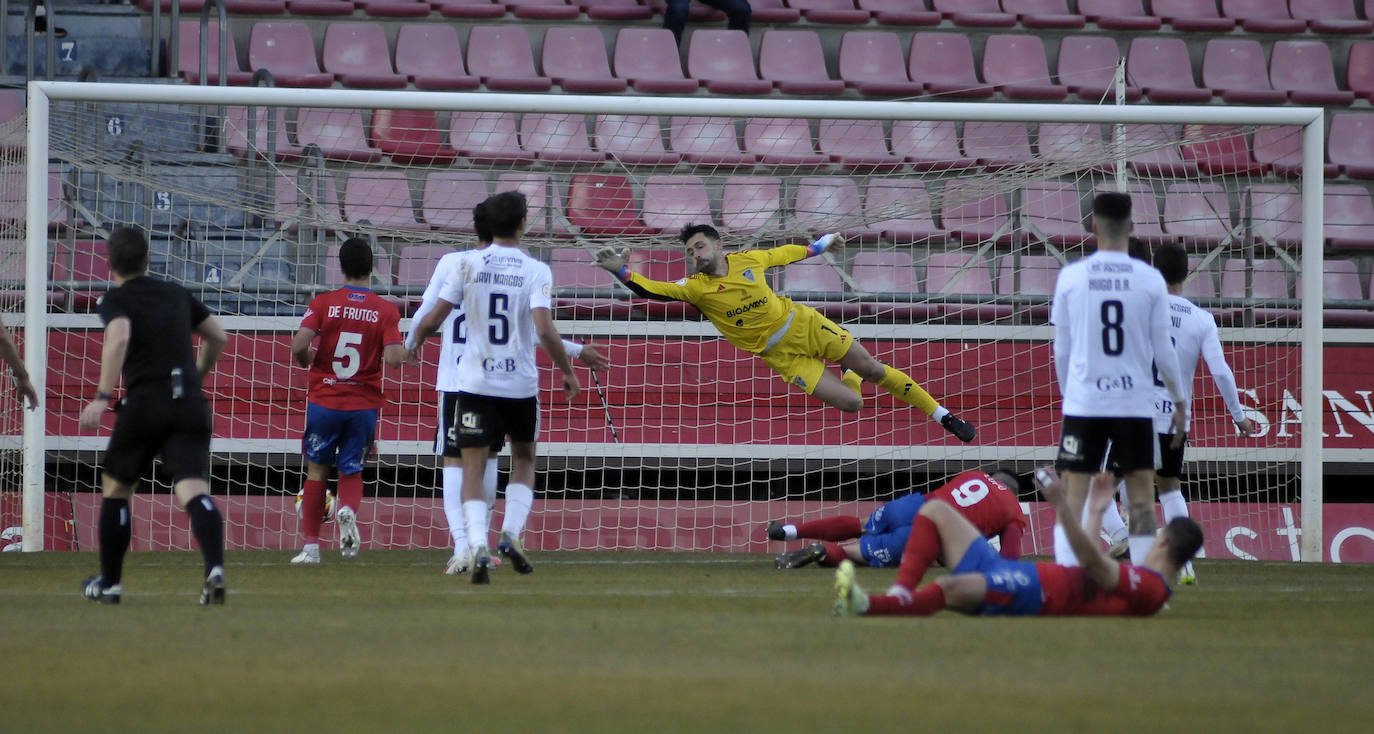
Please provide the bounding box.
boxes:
[1049,192,1188,569]
[406,202,606,576]
[410,191,580,584]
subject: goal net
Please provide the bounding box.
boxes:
[13,82,1328,561]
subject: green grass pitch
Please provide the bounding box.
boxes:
[2,550,1372,733]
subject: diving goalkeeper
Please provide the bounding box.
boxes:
[595,224,975,441]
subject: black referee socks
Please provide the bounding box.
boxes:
[184,494,225,575]
[98,497,132,587]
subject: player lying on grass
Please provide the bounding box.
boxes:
[594,224,975,442]
[834,466,1204,617]
[767,468,1027,569]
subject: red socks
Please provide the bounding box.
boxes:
[817,542,847,567]
[866,584,947,616]
[300,478,327,542]
[895,514,941,590]
[337,472,364,513]
[793,516,863,541]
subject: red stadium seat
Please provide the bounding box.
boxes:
[421,172,489,232]
[1162,183,1237,249]
[1328,114,1374,180]
[1057,36,1140,102]
[508,0,580,19]
[1079,0,1161,29]
[1002,0,1085,28]
[1124,124,1199,177]
[396,246,450,294]
[361,0,431,18]
[1300,259,1374,327]
[996,254,1059,322]
[1181,124,1265,176]
[942,183,1014,246]
[223,0,288,10]
[1127,38,1212,103]
[747,0,802,22]
[1201,39,1286,105]
[549,248,633,319]
[581,0,654,20]
[962,121,1032,171]
[669,117,755,165]
[1038,122,1108,173]
[0,165,64,229]
[0,90,22,152]
[287,0,354,16]
[852,251,936,321]
[931,0,1015,27]
[1152,0,1236,30]
[641,175,713,233]
[225,106,302,160]
[1349,43,1374,103]
[721,177,784,234]
[177,21,252,85]
[909,32,992,98]
[613,28,700,94]
[1325,185,1374,251]
[856,0,940,25]
[792,177,862,237]
[818,119,902,171]
[542,26,627,94]
[1269,41,1355,105]
[981,34,1067,100]
[1181,258,1216,300]
[687,30,772,95]
[371,109,456,165]
[498,173,567,235]
[521,113,605,165]
[595,115,680,166]
[1221,258,1291,327]
[862,179,945,245]
[449,112,533,165]
[343,171,421,230]
[759,30,844,96]
[467,26,553,92]
[891,120,978,172]
[394,24,480,91]
[925,252,1008,323]
[1021,182,1090,248]
[273,168,342,231]
[788,0,871,24]
[1220,0,1306,32]
[435,0,507,18]
[1253,126,1338,179]
[780,259,854,322]
[837,31,924,97]
[1247,184,1301,250]
[51,241,111,312]
[1290,0,1374,33]
[567,175,657,236]
[248,22,333,87]
[745,118,828,167]
[295,108,381,162]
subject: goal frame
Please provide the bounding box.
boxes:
[19,80,1327,558]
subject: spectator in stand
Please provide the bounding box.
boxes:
[665,1,752,46]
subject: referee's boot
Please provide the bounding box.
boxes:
[200,566,226,606]
[940,413,977,443]
[82,575,121,605]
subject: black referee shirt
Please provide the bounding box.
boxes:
[98,275,211,395]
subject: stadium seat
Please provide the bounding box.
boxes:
[856,0,940,25]
[891,120,978,172]
[543,26,628,94]
[759,30,844,96]
[273,167,342,231]
[1201,40,1286,105]
[508,0,580,19]
[1178,257,1216,300]
[521,114,605,165]
[1002,0,1085,27]
[177,21,253,85]
[981,34,1067,100]
[1253,126,1338,179]
[792,177,863,238]
[780,259,855,321]
[931,0,1016,27]
[818,120,902,171]
[1124,124,1198,177]
[1127,38,1212,104]
[1299,259,1374,327]
[647,0,725,20]
[862,179,945,245]
[466,26,553,92]
[226,106,302,160]
[626,248,701,320]
[51,240,111,311]
[744,0,803,22]
[942,184,1014,246]
[595,115,680,166]
[344,171,422,230]
[295,108,382,163]
[549,247,633,318]
[669,117,755,165]
[371,109,456,165]
[360,0,432,17]
[721,176,784,234]
[909,32,992,98]
[498,172,566,235]
[248,22,334,88]
[788,0,871,24]
[996,254,1059,322]
[1021,182,1090,248]
[567,175,656,236]
[421,171,489,232]
[686,30,772,95]
[396,245,451,305]
[582,0,654,20]
[852,251,937,321]
[1220,0,1306,32]
[1057,36,1140,102]
[1269,41,1355,105]
[0,165,65,229]
[1152,0,1235,30]
[286,0,355,16]
[223,0,288,10]
[1247,184,1301,251]
[1038,122,1108,172]
[394,24,480,90]
[1220,258,1292,327]
[641,176,713,233]
[837,31,924,97]
[1328,114,1374,180]
[1162,183,1238,250]
[744,118,828,166]
[1350,43,1374,103]
[435,0,507,18]
[925,252,1008,322]
[962,121,1033,171]
[449,112,533,165]
[1180,125,1265,176]
[1290,0,1373,33]
[1324,185,1374,251]
[1097,182,1168,245]
[1079,0,1161,29]
[322,23,407,89]
[612,28,701,94]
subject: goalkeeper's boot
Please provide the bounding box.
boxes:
[940,413,977,443]
[199,566,226,606]
[833,560,869,617]
[765,520,788,541]
[337,506,360,560]
[444,549,472,576]
[291,544,321,565]
[471,546,492,585]
[1179,561,1197,586]
[775,542,827,570]
[82,575,121,605]
[498,531,534,575]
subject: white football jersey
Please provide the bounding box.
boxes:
[1050,250,1184,419]
[1151,294,1247,433]
[415,251,467,393]
[437,244,553,399]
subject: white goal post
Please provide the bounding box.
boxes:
[18,80,1326,560]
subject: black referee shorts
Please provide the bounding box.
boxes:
[454,392,539,450]
[103,391,213,485]
[436,391,505,458]
[1056,415,1157,474]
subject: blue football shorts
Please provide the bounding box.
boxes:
[302,402,378,475]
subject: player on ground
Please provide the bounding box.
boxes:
[0,320,38,408]
[834,466,1204,617]
[289,238,406,564]
[78,226,229,605]
[594,225,975,442]
[766,468,1027,569]
[410,191,580,584]
[1050,193,1187,569]
[407,202,608,576]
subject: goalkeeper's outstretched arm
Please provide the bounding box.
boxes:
[594,247,689,303]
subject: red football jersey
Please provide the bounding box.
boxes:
[926,470,1029,540]
[1035,563,1171,616]
[300,286,402,411]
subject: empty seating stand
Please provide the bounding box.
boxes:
[372,109,456,165]
[596,115,680,166]
[745,119,827,166]
[1057,36,1140,102]
[1080,0,1161,30]
[852,251,936,322]
[1270,41,1355,105]
[1201,39,1286,105]
[909,32,992,98]
[818,119,902,171]
[1128,38,1212,103]
[861,179,945,245]
[467,26,553,92]
[177,21,253,85]
[249,22,334,87]
[343,171,422,230]
[1290,0,1374,33]
[1329,114,1374,180]
[323,22,407,89]
[1221,0,1307,33]
[421,172,489,232]
[981,35,1066,100]
[394,24,480,90]
[543,26,627,93]
[838,31,924,97]
[721,177,784,234]
[613,28,700,94]
[567,175,656,236]
[758,30,844,96]
[687,31,771,95]
[641,176,713,233]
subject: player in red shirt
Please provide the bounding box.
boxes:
[288,239,406,564]
[834,466,1203,617]
[767,469,1027,569]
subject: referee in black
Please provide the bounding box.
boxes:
[79,227,230,605]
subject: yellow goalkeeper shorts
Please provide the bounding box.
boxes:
[758,305,853,395]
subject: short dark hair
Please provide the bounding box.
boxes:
[1127,236,1152,264]
[486,191,528,239]
[339,237,373,280]
[678,223,721,244]
[1092,192,1132,240]
[1153,241,1188,286]
[1164,516,1204,570]
[473,200,493,244]
[106,226,149,277]
[988,468,1024,495]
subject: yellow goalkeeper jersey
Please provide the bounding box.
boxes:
[621,245,810,354]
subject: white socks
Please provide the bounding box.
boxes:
[502,483,534,538]
[1160,489,1188,523]
[1053,523,1080,567]
[782,524,798,541]
[1100,500,1128,545]
[463,499,489,555]
[442,466,467,553]
[483,458,498,507]
[931,406,950,422]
